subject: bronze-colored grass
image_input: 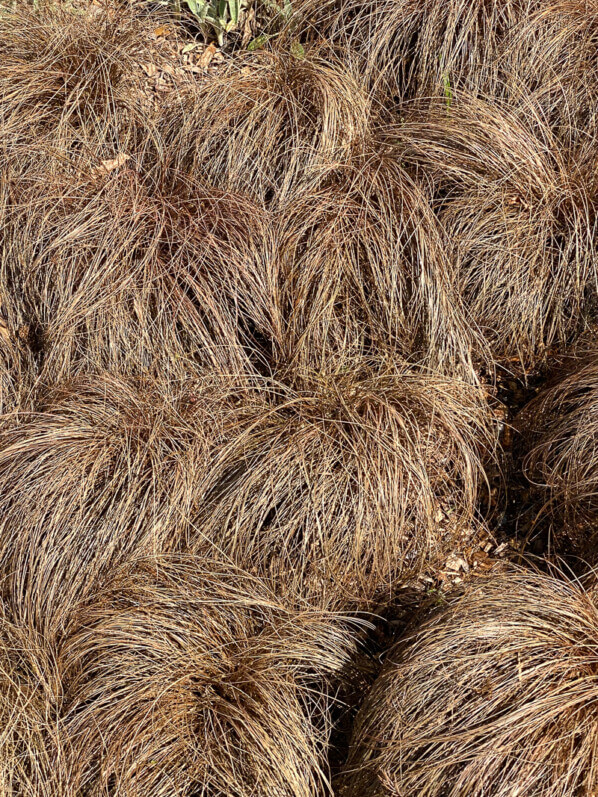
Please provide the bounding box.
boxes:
[501,1,598,138]
[0,2,156,162]
[0,596,73,797]
[192,360,495,604]
[5,0,598,793]
[290,0,537,99]
[342,567,598,797]
[155,47,373,205]
[0,556,360,797]
[0,165,276,380]
[522,352,598,557]
[394,90,598,370]
[0,371,231,641]
[61,557,360,797]
[274,154,484,378]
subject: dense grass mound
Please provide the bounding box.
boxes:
[342,568,598,797]
[502,1,598,136]
[154,50,482,377]
[522,353,598,558]
[159,50,372,203]
[193,361,494,603]
[3,0,598,792]
[273,158,480,378]
[0,168,225,380]
[395,91,598,369]
[296,0,535,98]
[0,166,286,380]
[0,557,359,797]
[0,372,230,640]
[0,598,72,796]
[0,2,155,158]
[64,558,359,797]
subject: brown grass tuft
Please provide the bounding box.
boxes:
[0,2,156,161]
[156,47,372,205]
[192,361,495,603]
[62,557,359,797]
[274,153,484,378]
[0,165,277,380]
[0,371,231,641]
[522,353,598,557]
[342,567,598,797]
[7,0,598,791]
[291,0,536,99]
[0,556,360,796]
[501,1,598,138]
[394,91,598,369]
[0,597,73,796]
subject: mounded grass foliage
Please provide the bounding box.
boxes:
[0,557,360,797]
[1,0,598,792]
[343,568,598,797]
[0,2,155,159]
[522,353,598,557]
[192,361,494,603]
[0,372,225,640]
[394,91,598,369]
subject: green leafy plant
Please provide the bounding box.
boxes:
[184,0,245,45]
[260,0,292,26]
[442,70,452,111]
[247,0,293,50]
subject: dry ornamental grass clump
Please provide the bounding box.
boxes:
[342,568,598,797]
[192,360,494,604]
[60,558,360,797]
[274,154,483,379]
[156,48,372,205]
[522,353,598,558]
[3,0,598,792]
[0,2,156,162]
[0,557,360,797]
[291,0,538,99]
[0,597,74,796]
[395,91,598,370]
[0,164,289,381]
[501,0,598,137]
[0,371,235,642]
[1,168,197,379]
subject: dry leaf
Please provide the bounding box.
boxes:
[0,319,10,345]
[198,43,217,69]
[241,7,255,48]
[155,76,170,92]
[91,153,130,179]
[141,63,158,78]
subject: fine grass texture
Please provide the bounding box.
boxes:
[192,362,494,603]
[0,372,225,641]
[0,556,360,797]
[394,90,598,369]
[0,2,154,159]
[292,0,536,99]
[522,352,598,559]
[342,567,598,797]
[155,52,483,378]
[1,0,598,793]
